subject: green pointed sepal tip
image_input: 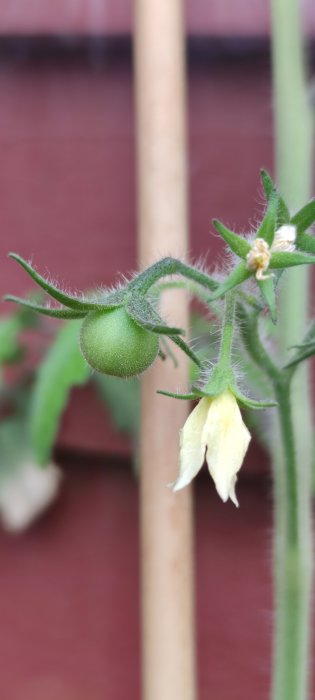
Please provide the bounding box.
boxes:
[207,261,251,302]
[7,252,115,312]
[260,170,290,227]
[232,384,277,410]
[291,199,315,236]
[157,389,201,401]
[256,193,278,246]
[270,250,315,269]
[212,219,250,259]
[4,295,86,320]
[257,278,277,324]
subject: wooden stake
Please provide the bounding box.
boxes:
[135,2,196,699]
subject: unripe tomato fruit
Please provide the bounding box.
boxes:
[80,307,159,377]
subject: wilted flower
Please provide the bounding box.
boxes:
[246,225,297,280]
[172,390,251,506]
[246,238,271,280]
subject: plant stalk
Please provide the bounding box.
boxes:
[270,0,313,698]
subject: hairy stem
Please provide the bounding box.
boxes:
[270,0,313,697]
[272,377,312,700]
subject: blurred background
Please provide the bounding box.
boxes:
[0,2,314,699]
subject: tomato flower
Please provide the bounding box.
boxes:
[172,390,251,506]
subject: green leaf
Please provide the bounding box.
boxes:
[257,277,277,323]
[94,374,140,437]
[212,219,250,259]
[0,417,32,473]
[5,296,86,320]
[30,321,89,465]
[127,295,184,335]
[208,261,251,301]
[291,199,315,235]
[0,315,24,364]
[270,251,315,269]
[8,253,111,312]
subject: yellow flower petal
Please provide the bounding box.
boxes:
[201,391,251,506]
[172,397,210,491]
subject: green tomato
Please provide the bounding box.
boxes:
[80,307,159,377]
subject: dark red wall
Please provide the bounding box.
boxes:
[0,458,274,700]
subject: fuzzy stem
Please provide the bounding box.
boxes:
[272,376,312,700]
[130,256,217,295]
[218,292,235,365]
[270,0,313,698]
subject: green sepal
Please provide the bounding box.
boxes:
[201,364,233,396]
[257,277,277,323]
[126,295,184,335]
[5,295,86,320]
[256,194,278,246]
[157,390,200,401]
[168,334,202,367]
[270,250,315,269]
[291,199,315,235]
[208,261,251,301]
[260,169,275,200]
[296,231,315,254]
[260,170,290,226]
[232,384,277,410]
[159,337,178,367]
[87,288,126,309]
[8,253,114,312]
[212,219,251,259]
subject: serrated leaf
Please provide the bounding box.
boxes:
[212,219,250,259]
[30,321,89,465]
[94,374,140,436]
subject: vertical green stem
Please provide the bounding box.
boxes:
[270,0,313,698]
[272,377,312,700]
[218,291,235,364]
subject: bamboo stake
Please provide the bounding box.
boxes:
[134,2,196,699]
